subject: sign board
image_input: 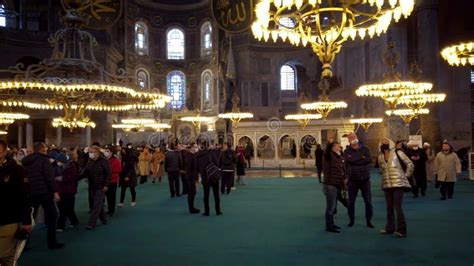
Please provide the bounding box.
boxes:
[409,135,423,148]
[212,0,254,33]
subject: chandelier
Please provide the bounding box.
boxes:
[285,113,322,128]
[350,118,383,131]
[0,112,30,126]
[112,118,171,132]
[218,93,253,128]
[385,108,429,124]
[0,130,7,135]
[0,9,171,130]
[300,78,347,118]
[181,115,215,132]
[441,41,474,66]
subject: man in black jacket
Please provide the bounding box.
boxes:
[196,141,222,216]
[183,144,199,214]
[165,143,182,198]
[343,133,374,228]
[219,143,237,195]
[80,146,111,230]
[0,140,32,265]
[22,142,63,249]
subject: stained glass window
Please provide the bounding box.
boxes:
[167,71,186,109]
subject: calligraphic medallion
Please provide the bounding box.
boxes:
[61,0,123,30]
[211,0,254,33]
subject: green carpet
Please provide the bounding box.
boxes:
[20,172,474,266]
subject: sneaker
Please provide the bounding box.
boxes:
[231,187,237,190]
[131,202,136,207]
[56,229,64,233]
[394,232,407,238]
[379,229,394,235]
[118,203,124,207]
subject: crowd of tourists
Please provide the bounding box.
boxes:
[0,139,248,265]
[317,133,462,237]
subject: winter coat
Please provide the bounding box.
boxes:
[377,139,414,190]
[164,150,182,173]
[406,148,428,180]
[80,157,112,190]
[425,148,436,180]
[183,151,198,182]
[56,162,79,195]
[236,149,246,176]
[435,151,461,182]
[322,151,346,189]
[108,156,122,184]
[0,158,31,226]
[151,150,165,177]
[22,152,56,197]
[219,149,237,171]
[120,154,138,187]
[315,148,323,168]
[196,149,218,183]
[138,151,152,176]
[343,146,372,180]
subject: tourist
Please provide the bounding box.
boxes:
[406,141,428,197]
[80,146,111,230]
[315,144,324,183]
[179,144,188,195]
[435,142,461,200]
[119,148,138,207]
[22,142,63,249]
[0,140,32,265]
[164,142,182,198]
[343,133,374,228]
[55,153,79,232]
[104,146,121,216]
[219,142,237,195]
[236,145,246,185]
[13,148,27,165]
[138,146,152,184]
[378,138,414,238]
[196,141,222,216]
[151,147,165,183]
[244,142,253,168]
[322,141,347,233]
[423,142,436,183]
[183,143,200,214]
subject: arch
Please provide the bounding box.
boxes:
[201,69,213,110]
[200,21,213,57]
[300,135,317,159]
[280,64,296,91]
[167,27,185,60]
[279,134,297,159]
[167,70,186,109]
[134,21,149,56]
[257,135,275,159]
[136,68,150,90]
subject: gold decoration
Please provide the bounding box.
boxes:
[441,41,474,66]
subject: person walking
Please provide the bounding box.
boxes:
[55,153,79,232]
[196,141,222,216]
[344,133,374,228]
[22,142,63,249]
[164,143,182,198]
[183,144,200,214]
[406,141,428,197]
[179,144,188,195]
[118,148,138,207]
[80,146,111,230]
[236,146,246,185]
[424,142,436,183]
[138,147,152,184]
[378,138,414,238]
[219,143,237,195]
[151,148,165,183]
[435,142,461,200]
[322,141,347,233]
[0,140,32,265]
[315,144,324,183]
[104,147,121,216]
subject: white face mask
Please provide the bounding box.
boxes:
[104,151,112,158]
[57,162,64,167]
[84,147,90,153]
[350,139,359,145]
[413,146,419,150]
[49,158,55,163]
[89,153,96,160]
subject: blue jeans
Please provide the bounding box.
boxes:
[323,184,340,229]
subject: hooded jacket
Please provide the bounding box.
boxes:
[377,139,414,190]
[22,152,56,197]
[219,149,238,171]
[323,151,346,188]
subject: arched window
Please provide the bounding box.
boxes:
[167,71,186,109]
[0,5,6,27]
[136,69,150,90]
[135,22,148,55]
[167,28,185,60]
[280,64,296,91]
[201,22,212,56]
[201,70,213,109]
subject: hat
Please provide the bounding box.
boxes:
[55,153,68,163]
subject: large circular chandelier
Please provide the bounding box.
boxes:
[285,113,322,128]
[350,117,383,132]
[385,108,429,124]
[0,112,30,126]
[0,9,171,130]
[301,100,347,119]
[441,41,474,66]
[252,0,415,78]
[218,93,253,128]
[112,118,171,132]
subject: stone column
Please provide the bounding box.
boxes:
[86,126,91,147]
[56,126,62,146]
[17,122,23,148]
[26,122,33,148]
[416,0,441,144]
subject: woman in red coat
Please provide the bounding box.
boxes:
[104,146,122,216]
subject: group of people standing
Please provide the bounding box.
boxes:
[319,133,462,238]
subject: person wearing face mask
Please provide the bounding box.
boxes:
[104,147,121,216]
[22,142,63,249]
[79,146,111,230]
[435,142,461,200]
[55,153,79,232]
[322,141,348,233]
[406,141,428,197]
[378,138,414,238]
[343,133,374,228]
